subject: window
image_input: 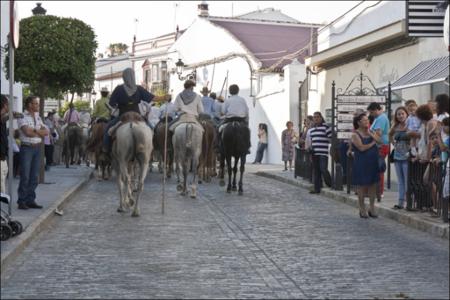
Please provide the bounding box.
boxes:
[152,64,159,82]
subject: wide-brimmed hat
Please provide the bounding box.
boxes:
[201,86,210,94]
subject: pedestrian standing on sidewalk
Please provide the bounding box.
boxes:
[367,102,390,202]
[44,111,57,170]
[281,121,297,171]
[253,123,268,164]
[388,106,410,209]
[0,95,9,193]
[351,113,382,218]
[309,112,332,194]
[17,96,49,210]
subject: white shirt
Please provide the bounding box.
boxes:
[17,110,45,144]
[222,95,249,119]
[174,93,204,117]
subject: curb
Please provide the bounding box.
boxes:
[0,170,94,277]
[256,171,449,240]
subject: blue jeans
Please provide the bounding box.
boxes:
[254,142,267,163]
[17,145,41,205]
[312,155,332,192]
[394,160,408,207]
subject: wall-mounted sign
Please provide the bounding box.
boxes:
[335,94,386,140]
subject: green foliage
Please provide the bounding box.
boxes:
[59,100,91,117]
[4,15,97,102]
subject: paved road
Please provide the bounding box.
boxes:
[1,169,448,299]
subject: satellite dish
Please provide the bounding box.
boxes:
[444,6,449,50]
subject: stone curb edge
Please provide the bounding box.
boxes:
[256,171,449,240]
[0,170,94,277]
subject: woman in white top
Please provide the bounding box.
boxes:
[253,123,268,164]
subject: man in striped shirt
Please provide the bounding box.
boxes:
[308,111,332,194]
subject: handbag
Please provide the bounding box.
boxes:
[388,149,395,163]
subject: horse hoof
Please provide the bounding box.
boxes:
[219,180,225,187]
[198,180,202,184]
[177,185,183,191]
[117,207,125,213]
[190,194,196,199]
[181,191,187,196]
[232,186,237,191]
[238,190,243,196]
[227,188,231,193]
[131,212,140,217]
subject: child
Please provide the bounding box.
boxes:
[405,100,421,157]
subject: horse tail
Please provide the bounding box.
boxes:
[185,123,193,148]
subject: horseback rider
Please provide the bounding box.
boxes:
[200,86,215,120]
[211,92,224,126]
[168,80,204,134]
[92,87,111,123]
[217,84,250,153]
[102,68,170,153]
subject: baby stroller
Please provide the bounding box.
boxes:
[1,193,23,241]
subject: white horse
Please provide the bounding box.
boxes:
[173,122,203,198]
[112,112,153,217]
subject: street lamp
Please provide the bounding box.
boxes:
[175,58,196,82]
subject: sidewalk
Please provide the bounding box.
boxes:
[0,165,93,275]
[255,165,449,240]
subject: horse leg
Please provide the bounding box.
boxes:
[232,157,238,191]
[181,160,188,196]
[238,155,246,195]
[190,155,199,199]
[132,160,148,217]
[116,164,127,213]
[219,153,225,186]
[226,156,232,193]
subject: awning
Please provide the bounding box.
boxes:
[390,56,449,91]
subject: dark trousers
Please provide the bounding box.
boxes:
[45,144,54,167]
[312,154,332,192]
[254,142,267,163]
[103,117,120,151]
[17,145,41,205]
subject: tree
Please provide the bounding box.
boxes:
[4,15,97,116]
[107,43,129,57]
[59,99,91,117]
[4,15,97,182]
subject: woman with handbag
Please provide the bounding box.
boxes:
[351,113,382,218]
[388,106,410,209]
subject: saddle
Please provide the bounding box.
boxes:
[108,112,145,138]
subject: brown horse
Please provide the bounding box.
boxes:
[153,121,174,178]
[198,116,217,183]
[86,120,111,180]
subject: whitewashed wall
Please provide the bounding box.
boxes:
[309,38,449,115]
[167,18,307,164]
[1,1,23,112]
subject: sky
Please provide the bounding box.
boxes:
[17,1,359,55]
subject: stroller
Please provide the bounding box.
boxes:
[1,193,23,241]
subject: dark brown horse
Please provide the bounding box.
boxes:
[153,121,174,178]
[63,124,84,168]
[86,120,111,180]
[219,121,250,195]
[198,116,217,183]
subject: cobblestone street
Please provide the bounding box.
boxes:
[1,168,449,299]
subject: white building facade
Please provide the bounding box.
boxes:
[166,6,320,164]
[1,0,23,112]
[306,1,449,114]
